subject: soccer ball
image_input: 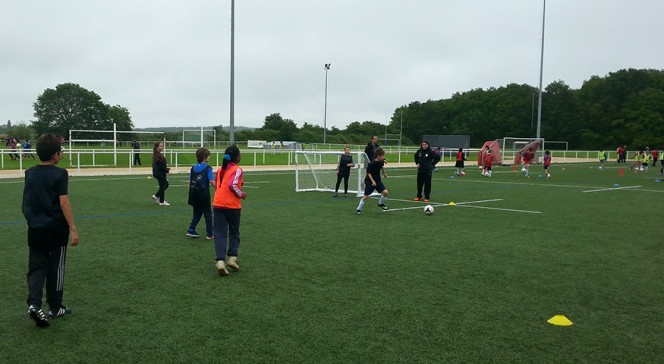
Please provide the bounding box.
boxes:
[460,171,466,176]
[424,205,434,215]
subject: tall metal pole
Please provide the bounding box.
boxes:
[323,63,330,144]
[229,0,235,145]
[536,0,546,140]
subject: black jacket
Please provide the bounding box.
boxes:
[414,147,440,173]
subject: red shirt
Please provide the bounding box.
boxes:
[483,153,493,167]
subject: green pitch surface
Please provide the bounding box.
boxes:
[1,164,662,362]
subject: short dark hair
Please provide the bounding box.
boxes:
[375,147,385,157]
[196,147,211,163]
[36,133,62,161]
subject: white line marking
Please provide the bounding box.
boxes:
[383,198,503,212]
[582,185,642,193]
[456,205,542,214]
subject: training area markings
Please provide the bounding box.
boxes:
[381,198,542,214]
[582,185,641,193]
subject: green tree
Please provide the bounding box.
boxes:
[32,83,133,139]
[260,113,298,141]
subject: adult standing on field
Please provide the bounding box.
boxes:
[364,135,380,162]
[334,146,355,197]
[413,140,440,202]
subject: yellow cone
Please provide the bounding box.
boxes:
[147,176,152,179]
[547,315,573,326]
[448,202,456,206]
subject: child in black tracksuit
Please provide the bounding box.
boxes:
[23,133,80,327]
[414,140,440,202]
[152,142,171,205]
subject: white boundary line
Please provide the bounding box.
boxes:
[455,205,542,214]
[582,185,641,193]
[382,198,504,212]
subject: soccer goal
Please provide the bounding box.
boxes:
[295,151,370,197]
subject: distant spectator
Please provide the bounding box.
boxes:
[132,140,141,166]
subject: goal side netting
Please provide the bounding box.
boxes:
[295,151,370,197]
[477,139,502,166]
[514,141,542,165]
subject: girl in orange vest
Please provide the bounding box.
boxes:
[213,146,246,276]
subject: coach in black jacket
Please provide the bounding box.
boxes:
[414,140,440,201]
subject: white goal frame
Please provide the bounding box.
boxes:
[295,150,369,197]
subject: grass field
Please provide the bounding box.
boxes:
[0,163,662,363]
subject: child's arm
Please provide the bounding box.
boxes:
[59,195,79,246]
[367,171,376,186]
[382,167,388,178]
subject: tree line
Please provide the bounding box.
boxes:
[4,68,663,149]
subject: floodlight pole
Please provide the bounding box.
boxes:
[229,0,235,145]
[323,63,330,144]
[536,0,546,140]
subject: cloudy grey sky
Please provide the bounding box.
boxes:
[3,0,663,130]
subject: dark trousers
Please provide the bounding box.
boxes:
[155,177,169,203]
[189,204,213,236]
[416,170,433,199]
[213,208,241,261]
[335,173,350,194]
[133,152,141,165]
[27,244,67,310]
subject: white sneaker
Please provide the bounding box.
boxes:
[227,256,240,270]
[151,195,159,204]
[216,261,229,276]
[159,201,170,206]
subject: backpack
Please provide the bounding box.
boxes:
[188,165,211,206]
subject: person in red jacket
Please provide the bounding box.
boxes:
[482,146,493,177]
[212,145,246,276]
[455,148,467,176]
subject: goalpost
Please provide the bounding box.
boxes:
[69,123,164,166]
[295,151,371,197]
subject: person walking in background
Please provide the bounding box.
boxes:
[651,148,659,168]
[521,148,535,178]
[364,136,380,162]
[413,140,440,202]
[543,150,552,178]
[212,145,246,276]
[186,148,215,239]
[482,146,494,177]
[356,147,388,215]
[454,148,467,176]
[22,133,80,327]
[630,150,643,172]
[132,139,142,166]
[152,142,171,206]
[334,146,355,197]
[598,149,608,170]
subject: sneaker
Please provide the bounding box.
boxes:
[48,306,72,318]
[159,201,171,206]
[227,256,240,270]
[356,209,362,215]
[413,197,421,201]
[332,193,338,198]
[27,305,50,327]
[378,203,388,210]
[205,235,214,240]
[186,230,200,238]
[424,199,430,202]
[216,260,229,276]
[151,195,159,204]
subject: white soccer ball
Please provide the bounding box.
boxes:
[424,205,434,215]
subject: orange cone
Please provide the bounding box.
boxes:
[619,167,623,176]
[513,163,517,172]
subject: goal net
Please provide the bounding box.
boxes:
[514,140,542,165]
[295,151,370,197]
[477,139,502,166]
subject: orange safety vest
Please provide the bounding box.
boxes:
[213,164,243,209]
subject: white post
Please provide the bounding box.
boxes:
[200,126,204,147]
[113,123,117,166]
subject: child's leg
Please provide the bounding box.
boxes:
[203,207,213,237]
[378,189,388,205]
[226,210,242,257]
[26,247,49,308]
[213,209,229,261]
[45,245,67,311]
[357,195,368,210]
[343,175,349,194]
[189,206,203,231]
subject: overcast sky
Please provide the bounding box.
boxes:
[3,0,663,130]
